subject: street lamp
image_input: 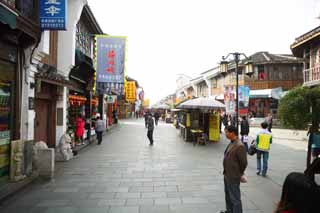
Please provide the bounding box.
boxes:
[220,52,253,133]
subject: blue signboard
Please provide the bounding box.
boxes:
[238,85,250,114]
[95,36,126,95]
[40,0,67,30]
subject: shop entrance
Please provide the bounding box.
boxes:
[34,99,50,145]
[34,82,57,148]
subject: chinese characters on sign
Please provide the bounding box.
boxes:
[40,0,67,30]
[125,81,136,102]
[96,36,126,95]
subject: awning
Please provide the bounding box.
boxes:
[214,94,224,100]
[0,3,17,29]
[36,63,73,88]
[249,87,283,99]
[176,96,225,110]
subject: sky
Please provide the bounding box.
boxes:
[89,0,320,105]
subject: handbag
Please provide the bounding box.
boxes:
[248,141,256,156]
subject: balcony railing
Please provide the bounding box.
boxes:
[1,0,38,23]
[303,64,320,86]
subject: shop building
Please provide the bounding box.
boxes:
[0,0,41,184]
[57,1,103,144]
[176,52,304,118]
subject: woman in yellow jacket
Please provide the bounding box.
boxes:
[256,122,272,177]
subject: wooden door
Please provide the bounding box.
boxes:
[34,99,49,145]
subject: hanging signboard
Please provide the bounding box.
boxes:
[238,86,250,115]
[40,0,67,30]
[224,85,236,114]
[95,35,126,95]
[106,95,117,104]
[125,81,136,102]
[142,99,150,107]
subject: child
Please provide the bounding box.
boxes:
[256,122,272,177]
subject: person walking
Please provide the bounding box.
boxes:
[95,116,105,145]
[240,116,250,151]
[146,114,154,145]
[256,122,272,177]
[220,125,248,213]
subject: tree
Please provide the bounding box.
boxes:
[278,86,320,166]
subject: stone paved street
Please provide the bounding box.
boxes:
[0,119,307,213]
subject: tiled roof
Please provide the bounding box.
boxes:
[36,63,72,87]
[248,52,304,64]
[291,26,320,49]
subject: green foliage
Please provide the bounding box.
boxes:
[277,86,320,130]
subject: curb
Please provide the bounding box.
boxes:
[0,172,39,203]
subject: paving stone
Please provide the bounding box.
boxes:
[139,205,170,213]
[154,198,182,205]
[108,206,139,213]
[88,192,115,199]
[125,198,154,205]
[97,199,126,206]
[128,186,153,192]
[154,186,178,192]
[182,197,210,204]
[45,207,77,213]
[115,192,141,199]
[141,192,166,198]
[36,200,70,207]
[75,207,109,213]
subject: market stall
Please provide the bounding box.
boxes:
[176,97,225,143]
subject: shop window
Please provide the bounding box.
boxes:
[211,79,217,88]
[0,59,15,181]
[257,65,266,80]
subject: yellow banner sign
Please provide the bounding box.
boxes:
[143,99,150,107]
[209,113,220,142]
[125,81,136,102]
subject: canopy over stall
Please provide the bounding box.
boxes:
[176,96,225,110]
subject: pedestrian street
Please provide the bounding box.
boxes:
[0,119,307,213]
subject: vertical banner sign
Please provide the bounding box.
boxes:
[125,81,136,102]
[224,85,236,114]
[40,0,67,30]
[95,35,126,95]
[209,113,220,142]
[238,86,250,115]
[142,99,150,107]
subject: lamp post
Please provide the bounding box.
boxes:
[220,53,253,133]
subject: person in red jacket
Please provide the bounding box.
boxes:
[75,114,85,145]
[275,172,318,213]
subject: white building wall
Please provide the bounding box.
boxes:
[22,31,51,141]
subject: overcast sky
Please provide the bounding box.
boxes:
[89,0,320,104]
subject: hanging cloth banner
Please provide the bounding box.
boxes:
[224,85,236,114]
[95,35,126,95]
[238,85,250,115]
[40,0,67,30]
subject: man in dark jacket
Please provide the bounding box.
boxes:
[146,115,154,145]
[221,125,248,213]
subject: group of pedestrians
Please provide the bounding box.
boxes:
[221,113,320,213]
[74,113,107,146]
